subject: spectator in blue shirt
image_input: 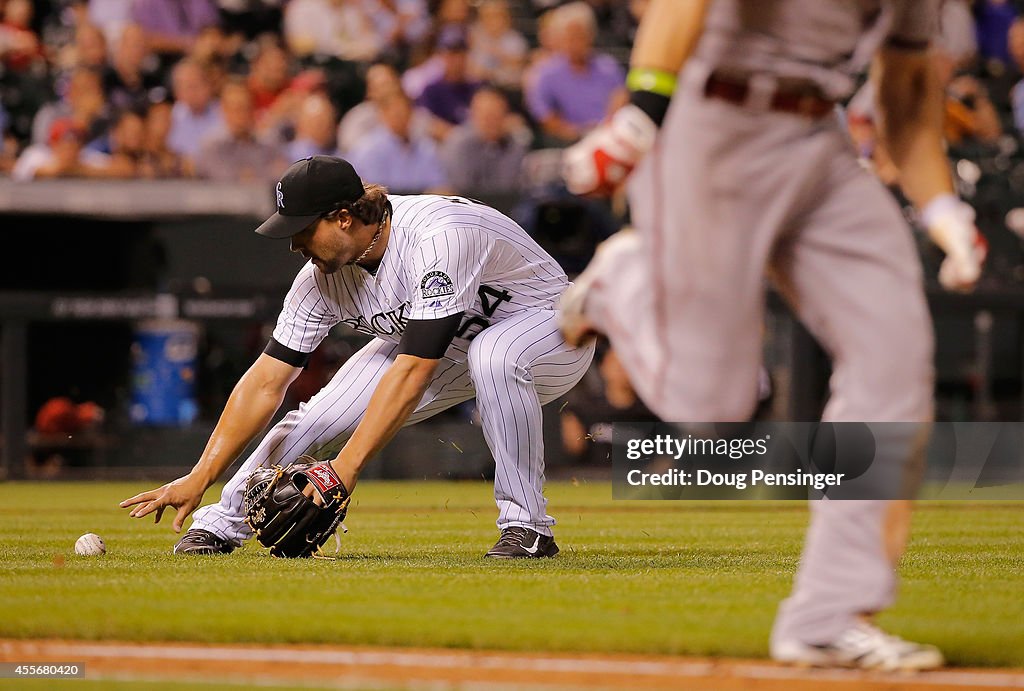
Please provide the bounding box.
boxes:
[287,93,339,161]
[167,58,224,161]
[347,91,450,193]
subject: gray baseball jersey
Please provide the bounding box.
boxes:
[192,194,595,542]
[694,0,939,99]
[580,0,939,647]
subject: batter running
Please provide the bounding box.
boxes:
[562,0,985,671]
[121,155,595,559]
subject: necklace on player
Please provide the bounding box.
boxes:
[354,211,387,265]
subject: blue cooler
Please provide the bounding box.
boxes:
[130,320,200,426]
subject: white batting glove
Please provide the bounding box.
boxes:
[921,195,987,292]
[563,104,659,196]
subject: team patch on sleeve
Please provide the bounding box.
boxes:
[420,271,456,299]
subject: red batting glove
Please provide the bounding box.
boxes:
[563,104,659,197]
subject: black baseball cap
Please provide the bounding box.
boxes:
[255,156,365,238]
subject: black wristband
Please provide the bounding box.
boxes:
[264,338,311,368]
[630,90,672,127]
[398,314,464,360]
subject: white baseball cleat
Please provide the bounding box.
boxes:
[771,621,944,671]
[558,230,641,346]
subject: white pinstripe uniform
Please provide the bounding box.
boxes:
[191,194,596,544]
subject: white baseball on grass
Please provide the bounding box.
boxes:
[74,533,106,556]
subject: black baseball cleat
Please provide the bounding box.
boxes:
[173,529,235,555]
[485,527,559,559]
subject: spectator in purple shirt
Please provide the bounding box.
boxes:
[525,1,625,144]
[416,25,480,141]
[131,0,219,58]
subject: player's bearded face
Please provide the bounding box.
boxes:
[290,216,357,273]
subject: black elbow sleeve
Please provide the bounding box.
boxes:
[398,314,464,360]
[264,338,311,368]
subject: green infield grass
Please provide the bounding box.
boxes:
[0,481,1021,667]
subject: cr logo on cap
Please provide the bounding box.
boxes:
[276,181,285,209]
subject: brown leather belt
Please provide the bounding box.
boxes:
[704,74,835,118]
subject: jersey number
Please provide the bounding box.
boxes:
[444,195,485,206]
[457,285,512,341]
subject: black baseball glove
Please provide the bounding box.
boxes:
[243,456,351,558]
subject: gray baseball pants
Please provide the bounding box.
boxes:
[584,67,934,645]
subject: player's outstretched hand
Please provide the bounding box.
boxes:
[563,104,658,197]
[119,475,207,532]
[922,196,988,292]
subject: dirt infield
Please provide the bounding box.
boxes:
[2,639,1022,690]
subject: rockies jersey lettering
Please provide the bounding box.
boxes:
[336,284,513,341]
[272,195,568,360]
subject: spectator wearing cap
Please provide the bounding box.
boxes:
[468,0,528,90]
[347,91,449,192]
[284,0,383,62]
[441,87,528,193]
[131,0,220,58]
[191,79,286,183]
[12,118,112,180]
[525,1,625,144]
[417,25,480,140]
[287,93,339,161]
[167,58,224,160]
[337,62,432,153]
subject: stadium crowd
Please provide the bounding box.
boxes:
[0,0,1022,255]
[0,0,643,189]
